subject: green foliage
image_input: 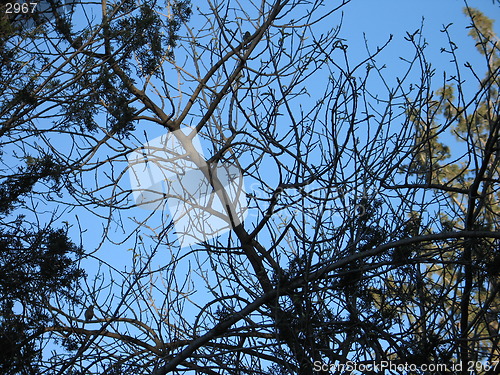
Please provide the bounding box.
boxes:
[110,1,191,76]
[63,95,99,133]
[0,224,84,301]
[0,155,64,215]
[0,222,85,372]
[95,67,138,135]
[465,8,498,59]
[165,1,192,49]
[0,300,42,375]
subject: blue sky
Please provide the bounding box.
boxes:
[342,0,498,44]
[340,0,498,81]
[360,1,497,106]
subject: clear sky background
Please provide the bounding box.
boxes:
[340,0,499,80]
